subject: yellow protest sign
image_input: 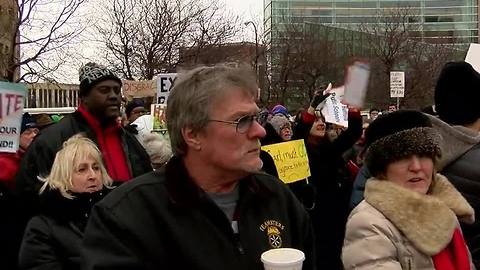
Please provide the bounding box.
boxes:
[261,139,311,184]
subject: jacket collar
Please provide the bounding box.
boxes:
[164,156,273,207]
[365,174,474,255]
[40,188,109,228]
[77,104,121,131]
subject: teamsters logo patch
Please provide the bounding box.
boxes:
[260,220,285,248]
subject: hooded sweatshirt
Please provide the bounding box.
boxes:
[427,114,480,268]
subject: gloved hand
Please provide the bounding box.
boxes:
[310,83,332,109]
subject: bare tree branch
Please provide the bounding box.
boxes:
[3,0,87,82]
[97,0,241,80]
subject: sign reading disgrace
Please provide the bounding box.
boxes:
[0,82,26,153]
[261,139,311,184]
[122,80,156,98]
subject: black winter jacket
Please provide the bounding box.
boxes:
[293,110,362,270]
[0,182,22,270]
[19,190,108,270]
[15,112,152,218]
[260,122,315,210]
[81,156,316,270]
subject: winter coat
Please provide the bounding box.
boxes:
[0,150,23,188]
[293,110,363,270]
[81,156,316,270]
[0,150,25,270]
[15,111,152,224]
[343,174,475,270]
[19,189,108,270]
[259,150,278,177]
[260,121,315,210]
[428,114,480,267]
[349,165,371,209]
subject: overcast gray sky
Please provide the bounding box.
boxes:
[223,0,263,19]
[28,0,264,83]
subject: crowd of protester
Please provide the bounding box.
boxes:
[0,60,479,269]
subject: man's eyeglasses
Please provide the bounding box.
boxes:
[209,111,268,133]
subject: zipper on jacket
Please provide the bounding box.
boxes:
[233,233,245,255]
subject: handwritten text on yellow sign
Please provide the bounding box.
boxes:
[261,139,311,184]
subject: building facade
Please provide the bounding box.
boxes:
[26,83,80,108]
[263,0,471,108]
[265,0,479,46]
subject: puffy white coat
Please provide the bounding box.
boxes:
[342,174,475,270]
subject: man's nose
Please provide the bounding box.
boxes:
[249,120,266,139]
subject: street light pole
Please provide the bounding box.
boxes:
[244,21,258,76]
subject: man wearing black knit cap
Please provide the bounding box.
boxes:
[427,61,480,267]
[16,63,152,221]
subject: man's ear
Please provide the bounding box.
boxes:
[181,127,202,151]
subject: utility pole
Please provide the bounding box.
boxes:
[244,21,258,76]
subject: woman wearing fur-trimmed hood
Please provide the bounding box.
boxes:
[342,110,475,270]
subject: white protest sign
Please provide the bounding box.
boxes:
[344,62,370,108]
[465,43,480,73]
[321,90,349,128]
[0,82,26,153]
[390,71,405,98]
[156,73,177,104]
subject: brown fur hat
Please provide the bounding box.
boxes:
[364,110,442,177]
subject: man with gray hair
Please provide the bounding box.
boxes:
[81,64,316,270]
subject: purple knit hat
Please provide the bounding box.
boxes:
[271,104,289,117]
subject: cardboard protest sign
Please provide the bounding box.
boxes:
[151,104,167,131]
[321,90,349,128]
[122,80,156,98]
[0,82,26,153]
[344,62,370,107]
[156,73,177,104]
[465,43,480,73]
[261,139,311,184]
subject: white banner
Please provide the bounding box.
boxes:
[321,91,349,128]
[0,82,26,153]
[344,62,370,108]
[156,73,177,104]
[465,43,480,73]
[390,71,405,98]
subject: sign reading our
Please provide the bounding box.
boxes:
[0,82,26,153]
[390,71,405,98]
[261,139,311,184]
[156,73,177,104]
